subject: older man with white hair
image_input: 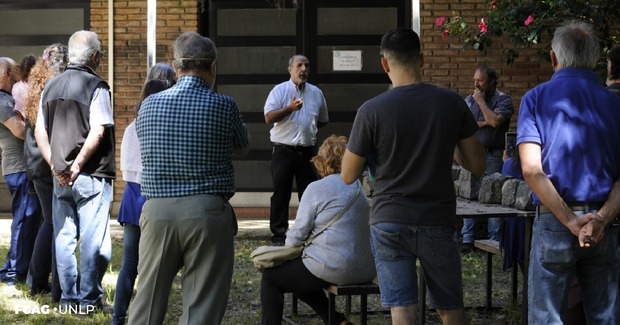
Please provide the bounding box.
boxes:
[35,30,114,311]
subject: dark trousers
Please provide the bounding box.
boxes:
[113,223,140,325]
[1,172,41,281]
[260,258,346,325]
[269,145,317,242]
[28,176,61,300]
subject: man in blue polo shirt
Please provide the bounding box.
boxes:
[518,20,620,324]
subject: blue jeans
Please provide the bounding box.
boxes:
[370,223,463,309]
[53,174,112,307]
[1,172,41,281]
[528,213,620,324]
[461,149,503,244]
[461,217,502,243]
[113,223,140,325]
[485,148,503,175]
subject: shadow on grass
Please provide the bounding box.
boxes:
[0,237,523,324]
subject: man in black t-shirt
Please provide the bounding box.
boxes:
[341,28,485,325]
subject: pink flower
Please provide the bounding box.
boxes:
[524,15,534,27]
[435,16,446,27]
[478,18,488,34]
[489,0,497,9]
[442,28,450,39]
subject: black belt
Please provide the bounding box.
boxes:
[538,202,620,227]
[538,202,604,215]
[272,142,313,151]
[485,147,503,153]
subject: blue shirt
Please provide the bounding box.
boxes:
[501,157,523,180]
[137,75,249,198]
[517,68,620,204]
[466,89,514,149]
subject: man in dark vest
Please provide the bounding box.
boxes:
[35,30,115,312]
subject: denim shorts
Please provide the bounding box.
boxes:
[370,222,463,309]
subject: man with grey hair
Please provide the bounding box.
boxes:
[0,57,41,286]
[518,20,620,323]
[35,30,114,311]
[128,32,249,325]
[264,54,328,245]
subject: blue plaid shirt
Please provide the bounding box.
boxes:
[137,75,249,198]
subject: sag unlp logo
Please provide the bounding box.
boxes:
[14,304,96,315]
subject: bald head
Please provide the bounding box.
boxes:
[0,57,16,92]
[0,57,15,70]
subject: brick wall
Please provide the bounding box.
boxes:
[90,0,198,209]
[420,0,555,130]
[94,0,559,210]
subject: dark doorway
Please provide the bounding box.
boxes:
[201,0,410,191]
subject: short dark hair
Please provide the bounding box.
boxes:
[380,28,421,67]
[476,64,498,87]
[608,44,620,80]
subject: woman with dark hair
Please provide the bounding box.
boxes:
[146,62,176,87]
[12,54,36,118]
[112,70,175,325]
[24,43,68,299]
[260,135,376,325]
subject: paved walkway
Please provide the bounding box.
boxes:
[0,217,275,243]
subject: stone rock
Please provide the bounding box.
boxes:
[453,165,462,194]
[501,178,520,207]
[457,168,482,200]
[479,172,511,204]
[452,165,462,181]
[515,181,534,210]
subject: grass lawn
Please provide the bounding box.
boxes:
[0,236,524,324]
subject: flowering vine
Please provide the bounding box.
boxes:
[435,0,620,65]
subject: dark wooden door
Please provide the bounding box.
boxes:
[202,0,410,191]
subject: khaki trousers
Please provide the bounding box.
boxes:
[128,194,234,325]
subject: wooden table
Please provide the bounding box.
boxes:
[417,198,535,325]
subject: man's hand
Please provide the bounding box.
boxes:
[289,96,303,111]
[53,171,72,187]
[54,163,81,187]
[578,213,607,247]
[565,213,597,238]
[68,162,81,185]
[473,88,485,104]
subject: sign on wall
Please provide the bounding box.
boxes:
[333,50,363,71]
